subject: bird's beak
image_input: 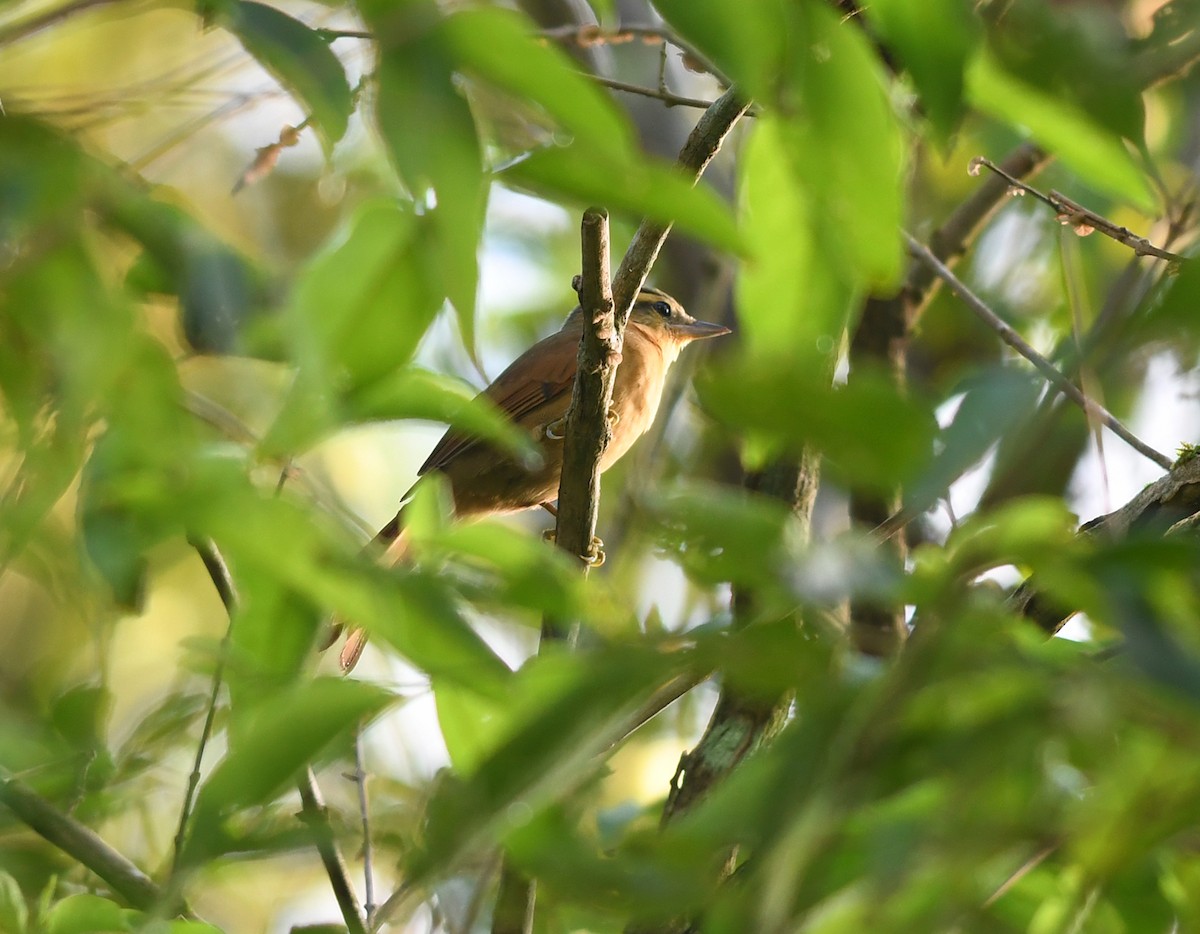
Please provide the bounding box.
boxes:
[676,319,732,341]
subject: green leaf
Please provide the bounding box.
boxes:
[101,189,266,355]
[440,7,633,161]
[370,6,484,345]
[42,894,129,934]
[505,145,743,254]
[288,199,443,385]
[735,115,846,363]
[967,48,1154,210]
[0,872,27,934]
[865,0,979,142]
[348,366,539,468]
[261,198,447,453]
[905,366,1043,517]
[217,0,353,151]
[652,0,792,100]
[698,361,937,494]
[411,645,705,882]
[185,678,392,860]
[784,3,905,290]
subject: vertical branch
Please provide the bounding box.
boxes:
[552,208,616,576]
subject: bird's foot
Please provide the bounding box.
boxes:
[544,415,568,440]
[606,409,620,428]
[541,529,606,567]
[583,536,606,567]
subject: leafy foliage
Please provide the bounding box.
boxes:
[1,0,1200,932]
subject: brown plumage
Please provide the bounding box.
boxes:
[338,286,729,670]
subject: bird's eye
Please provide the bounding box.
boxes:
[652,300,672,318]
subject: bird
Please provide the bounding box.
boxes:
[335,285,730,670]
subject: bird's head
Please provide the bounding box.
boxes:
[628,287,731,349]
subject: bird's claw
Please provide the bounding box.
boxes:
[584,536,606,567]
[541,529,606,567]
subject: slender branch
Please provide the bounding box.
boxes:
[298,767,368,934]
[903,231,1173,471]
[0,0,121,47]
[171,538,236,872]
[592,75,721,111]
[611,87,751,321]
[970,157,1186,262]
[353,729,376,924]
[0,771,180,914]
[553,208,616,573]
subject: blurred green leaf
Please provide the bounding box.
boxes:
[49,685,110,752]
[643,483,794,591]
[368,0,484,346]
[734,113,858,381]
[865,0,980,142]
[193,481,512,693]
[652,0,791,100]
[698,361,936,493]
[0,872,27,934]
[186,678,391,860]
[905,366,1044,518]
[417,517,589,620]
[215,1,352,151]
[347,367,539,467]
[42,894,129,934]
[505,145,743,254]
[412,645,705,882]
[441,7,633,161]
[785,3,905,291]
[967,48,1153,210]
[982,0,1146,148]
[102,189,266,355]
[286,198,443,385]
[78,341,194,608]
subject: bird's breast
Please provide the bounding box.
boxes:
[601,332,670,470]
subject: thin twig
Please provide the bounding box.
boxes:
[970,157,1186,262]
[354,727,376,923]
[299,767,369,934]
[903,231,1172,470]
[0,770,184,914]
[592,75,719,111]
[170,537,236,873]
[611,87,751,321]
[0,0,122,47]
[552,207,616,579]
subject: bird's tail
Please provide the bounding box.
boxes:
[325,510,410,672]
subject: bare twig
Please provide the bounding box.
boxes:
[0,771,181,914]
[969,157,1186,262]
[592,75,719,111]
[353,728,376,923]
[903,231,1172,471]
[171,538,236,873]
[299,767,369,934]
[611,87,751,321]
[553,208,616,576]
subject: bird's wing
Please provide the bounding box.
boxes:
[419,322,581,475]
